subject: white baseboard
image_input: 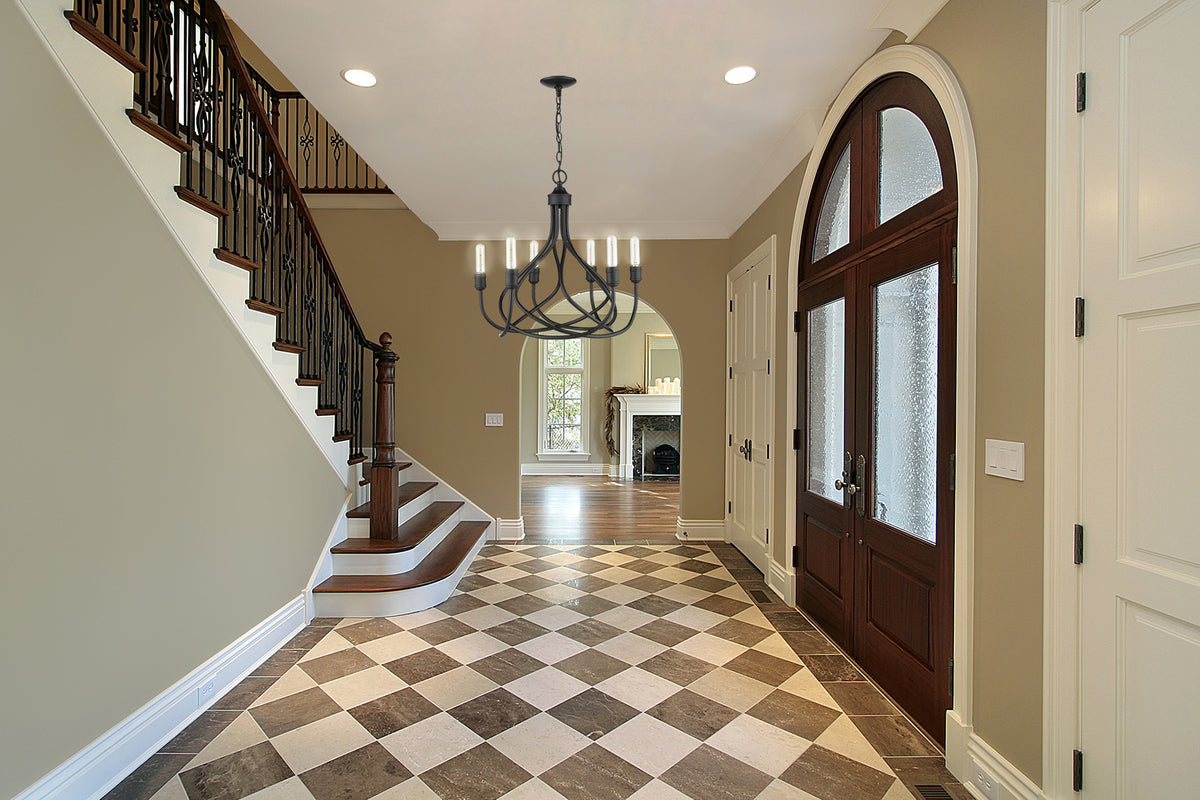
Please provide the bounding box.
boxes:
[520,463,611,476]
[675,518,726,542]
[947,712,1046,800]
[494,517,525,542]
[15,597,306,800]
[767,560,795,607]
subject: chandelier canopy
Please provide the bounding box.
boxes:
[475,76,642,339]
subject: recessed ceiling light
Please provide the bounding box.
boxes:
[341,68,377,88]
[724,66,757,85]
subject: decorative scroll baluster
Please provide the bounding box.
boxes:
[122,0,138,53]
[145,0,174,130]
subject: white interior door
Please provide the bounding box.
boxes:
[1079,0,1200,795]
[727,246,773,575]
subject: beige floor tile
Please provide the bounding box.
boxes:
[593,566,646,584]
[705,714,812,777]
[757,779,822,800]
[271,711,375,775]
[499,778,571,799]
[298,630,353,662]
[686,668,776,713]
[777,669,841,711]
[883,779,920,800]
[355,630,430,664]
[594,667,685,712]
[504,667,591,710]
[380,712,484,774]
[436,630,510,663]
[593,605,660,632]
[673,632,749,666]
[320,665,407,709]
[148,776,187,800]
[411,665,499,710]
[454,604,518,631]
[523,604,588,631]
[757,632,804,662]
[732,606,773,627]
[251,668,319,707]
[186,713,267,768]
[467,583,527,605]
[594,632,669,665]
[662,605,728,631]
[814,714,894,773]
[539,567,587,583]
[242,776,316,799]
[474,565,529,583]
[655,584,711,605]
[593,583,651,605]
[624,778,694,799]
[373,777,444,799]
[598,714,702,776]
[530,583,587,604]
[514,631,589,664]
[652,567,704,584]
[488,713,593,775]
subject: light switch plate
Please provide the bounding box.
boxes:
[984,438,1025,481]
[485,413,503,427]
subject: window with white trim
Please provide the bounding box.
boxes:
[539,339,589,456]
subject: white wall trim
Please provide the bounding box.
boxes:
[946,714,1047,800]
[783,44,979,770]
[391,446,493,527]
[1043,2,1082,798]
[675,518,726,542]
[304,493,355,620]
[14,597,305,800]
[767,559,795,607]
[494,517,525,542]
[521,462,608,476]
[870,0,953,42]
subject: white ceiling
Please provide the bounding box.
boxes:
[220,1,906,241]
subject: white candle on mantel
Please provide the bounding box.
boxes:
[475,243,486,274]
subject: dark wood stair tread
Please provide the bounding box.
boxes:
[359,462,412,485]
[214,248,259,272]
[331,502,465,554]
[313,521,488,594]
[66,11,148,74]
[347,481,438,518]
[273,341,305,354]
[175,186,228,217]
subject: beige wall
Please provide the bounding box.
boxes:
[310,208,729,520]
[728,0,1047,783]
[0,6,347,797]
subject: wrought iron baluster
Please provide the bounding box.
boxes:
[122,0,138,55]
[146,0,174,130]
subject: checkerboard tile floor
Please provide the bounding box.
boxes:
[109,543,968,800]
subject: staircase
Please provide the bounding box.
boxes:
[45,0,488,616]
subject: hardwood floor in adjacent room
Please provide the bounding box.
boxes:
[521,476,680,542]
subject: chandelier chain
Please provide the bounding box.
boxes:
[553,87,566,187]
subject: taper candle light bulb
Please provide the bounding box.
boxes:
[586,239,596,267]
[475,243,486,274]
[529,241,538,261]
[630,237,640,267]
[607,235,617,268]
[505,237,516,270]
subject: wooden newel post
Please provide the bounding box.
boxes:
[369,332,399,540]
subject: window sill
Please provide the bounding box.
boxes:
[537,451,592,462]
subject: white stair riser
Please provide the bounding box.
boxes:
[312,532,486,618]
[331,510,461,575]
[346,489,434,538]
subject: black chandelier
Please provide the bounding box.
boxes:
[475,76,642,339]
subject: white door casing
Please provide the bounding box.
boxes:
[727,238,775,575]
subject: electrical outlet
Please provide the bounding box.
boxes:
[484,413,503,427]
[197,678,216,708]
[972,761,999,800]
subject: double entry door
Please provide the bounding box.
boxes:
[796,222,955,741]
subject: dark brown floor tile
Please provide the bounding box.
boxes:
[179,741,293,800]
[548,688,639,738]
[558,618,623,647]
[780,630,840,655]
[384,648,462,684]
[799,654,865,682]
[495,594,554,616]
[555,650,630,685]
[638,650,717,686]
[562,575,616,594]
[541,743,652,800]
[660,744,773,800]
[692,595,752,617]
[619,546,658,558]
[747,689,841,741]
[419,742,532,800]
[706,619,774,647]
[723,650,803,686]
[439,594,489,615]
[249,686,343,738]
[627,595,685,617]
[102,753,193,800]
[210,677,277,711]
[458,573,498,591]
[336,618,403,646]
[682,575,735,593]
[506,574,557,592]
[622,559,668,575]
[851,715,942,757]
[674,559,723,574]
[470,558,504,574]
[348,688,441,738]
[251,648,305,677]
[521,545,562,557]
[632,619,698,647]
[283,625,331,651]
[825,683,899,716]
[568,545,611,557]
[468,648,547,684]
[411,618,477,646]
[484,618,551,646]
[298,647,375,684]
[478,545,510,558]
[309,618,341,627]
[780,744,896,800]
[449,688,540,739]
[646,689,739,740]
[761,610,817,631]
[566,559,618,575]
[884,756,962,788]
[514,557,560,574]
[159,710,240,754]
[299,742,410,800]
[671,545,710,557]
[623,574,674,593]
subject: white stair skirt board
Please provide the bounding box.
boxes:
[520,463,610,476]
[345,489,437,538]
[675,518,726,542]
[16,0,352,487]
[312,532,488,618]
[767,560,796,608]
[945,713,1045,800]
[14,597,305,800]
[334,509,463,575]
[495,518,525,542]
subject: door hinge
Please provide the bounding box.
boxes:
[794,310,800,333]
[730,299,734,312]
[793,429,801,450]
[1074,524,1084,565]
[1076,72,1086,113]
[1075,297,1086,337]
[949,656,954,697]
[949,453,956,492]
[951,246,958,285]
[1073,749,1084,792]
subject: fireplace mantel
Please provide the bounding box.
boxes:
[617,394,681,480]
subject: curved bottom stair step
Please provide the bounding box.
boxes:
[347,480,435,518]
[333,502,464,555]
[312,521,489,618]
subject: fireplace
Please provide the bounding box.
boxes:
[616,394,681,481]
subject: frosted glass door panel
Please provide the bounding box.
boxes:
[872,264,938,542]
[807,298,845,503]
[879,107,942,224]
[812,145,851,261]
